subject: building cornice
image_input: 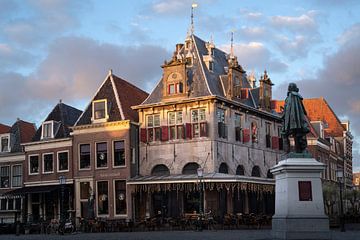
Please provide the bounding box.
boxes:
[71,120,131,135]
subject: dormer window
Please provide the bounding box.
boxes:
[211,48,215,57]
[92,99,109,122]
[41,121,54,139]
[0,134,10,152]
[209,61,214,72]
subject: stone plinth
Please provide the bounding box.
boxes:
[271,157,330,240]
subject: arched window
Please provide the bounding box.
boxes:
[219,163,228,174]
[251,166,261,177]
[236,165,245,175]
[151,164,170,176]
[267,169,273,179]
[182,162,200,175]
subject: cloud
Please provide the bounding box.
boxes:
[240,9,263,21]
[0,44,35,70]
[270,11,318,34]
[237,26,267,41]
[0,36,170,125]
[152,0,190,14]
[275,34,319,59]
[198,15,235,33]
[220,42,288,73]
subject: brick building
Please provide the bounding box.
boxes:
[0,119,36,223]
[72,71,148,221]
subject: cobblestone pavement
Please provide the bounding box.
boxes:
[1,230,360,240]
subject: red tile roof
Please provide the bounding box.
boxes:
[272,98,345,137]
[0,123,11,134]
[17,120,36,144]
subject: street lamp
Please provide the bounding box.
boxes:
[59,176,66,225]
[197,167,204,231]
[336,169,345,232]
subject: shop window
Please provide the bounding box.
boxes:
[191,109,207,138]
[168,111,184,140]
[29,155,39,174]
[58,151,69,172]
[147,114,161,142]
[12,165,22,187]
[114,141,125,167]
[97,181,109,215]
[96,142,107,168]
[80,144,91,169]
[114,180,127,215]
[0,166,10,188]
[43,153,54,173]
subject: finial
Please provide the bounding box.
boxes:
[109,69,113,75]
[210,34,214,44]
[59,99,62,103]
[230,31,234,58]
[191,3,198,35]
[17,117,20,121]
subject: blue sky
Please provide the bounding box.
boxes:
[0,0,360,171]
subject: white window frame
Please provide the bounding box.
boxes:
[42,152,54,174]
[95,141,108,170]
[96,180,110,217]
[28,154,40,175]
[0,165,10,189]
[0,133,11,153]
[79,143,91,171]
[92,99,109,123]
[146,114,161,142]
[11,164,22,188]
[41,121,54,139]
[113,179,127,217]
[191,108,207,138]
[168,111,184,140]
[112,139,126,168]
[57,150,69,173]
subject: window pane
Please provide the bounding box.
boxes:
[154,128,161,141]
[43,123,52,138]
[30,156,39,173]
[114,141,125,166]
[147,115,153,127]
[177,112,183,124]
[169,84,175,94]
[199,109,206,121]
[115,180,127,215]
[80,144,91,169]
[58,152,69,171]
[97,181,109,215]
[1,137,9,152]
[12,165,22,187]
[170,126,176,140]
[193,124,200,138]
[0,166,10,188]
[154,115,160,127]
[94,101,106,119]
[96,142,107,168]
[80,182,90,200]
[177,125,184,139]
[191,110,198,123]
[43,154,53,172]
[168,112,176,125]
[217,108,225,123]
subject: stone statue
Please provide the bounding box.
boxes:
[281,83,310,154]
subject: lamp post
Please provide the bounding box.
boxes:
[197,167,204,231]
[59,176,66,225]
[336,169,345,232]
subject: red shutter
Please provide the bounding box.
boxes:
[161,126,169,141]
[241,89,248,99]
[242,128,250,142]
[140,128,147,143]
[186,123,192,139]
[272,136,279,150]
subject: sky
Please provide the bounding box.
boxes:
[0,0,359,171]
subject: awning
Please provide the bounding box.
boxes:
[4,184,67,196]
[127,173,275,193]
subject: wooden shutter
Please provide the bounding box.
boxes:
[186,123,192,139]
[140,128,147,143]
[272,136,279,150]
[242,128,250,142]
[161,126,169,141]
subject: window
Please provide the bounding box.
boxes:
[0,199,6,210]
[147,114,161,142]
[114,180,127,215]
[92,99,108,121]
[209,61,214,71]
[80,144,91,169]
[251,166,261,177]
[211,48,215,56]
[15,199,21,210]
[182,162,200,175]
[80,182,92,219]
[0,135,10,152]
[113,141,125,167]
[251,121,258,143]
[97,181,109,215]
[168,111,184,140]
[176,82,183,93]
[191,109,207,138]
[235,113,242,141]
[236,165,245,175]
[96,142,108,168]
[168,84,175,94]
[217,108,227,138]
[219,163,228,174]
[43,153,53,173]
[265,122,271,148]
[12,165,22,187]
[8,199,13,210]
[58,151,69,172]
[168,83,183,95]
[151,164,170,176]
[0,166,10,188]
[41,121,53,139]
[29,155,39,174]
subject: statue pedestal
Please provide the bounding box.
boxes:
[271,157,330,240]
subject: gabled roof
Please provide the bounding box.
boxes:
[75,72,148,126]
[0,123,11,134]
[33,102,82,141]
[272,97,346,137]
